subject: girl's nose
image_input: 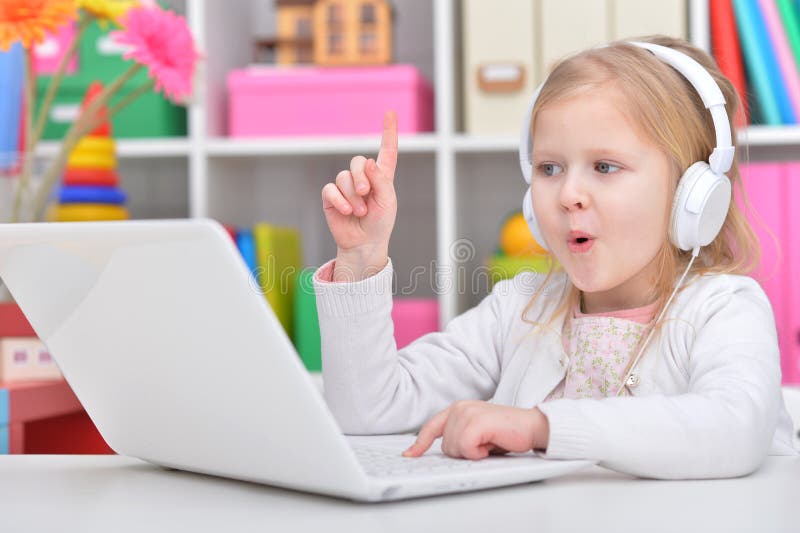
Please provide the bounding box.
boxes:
[559,172,589,212]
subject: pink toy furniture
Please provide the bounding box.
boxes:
[391,298,439,349]
[227,64,434,136]
[33,22,78,75]
[0,305,112,454]
[738,162,800,384]
[0,338,62,381]
[0,380,113,454]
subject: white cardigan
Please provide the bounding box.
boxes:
[314,259,797,479]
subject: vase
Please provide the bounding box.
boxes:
[0,173,16,302]
[0,279,12,303]
[0,153,51,303]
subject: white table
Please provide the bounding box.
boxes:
[1,455,798,533]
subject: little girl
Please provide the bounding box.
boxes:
[315,35,797,479]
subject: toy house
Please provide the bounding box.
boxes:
[273,0,392,66]
[274,0,314,64]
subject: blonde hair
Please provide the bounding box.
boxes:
[522,35,760,336]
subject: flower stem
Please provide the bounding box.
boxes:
[31,14,93,151]
[78,78,155,138]
[10,49,36,223]
[31,63,143,221]
[107,79,155,121]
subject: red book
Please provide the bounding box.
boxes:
[221,223,238,243]
[710,0,750,125]
[0,302,35,337]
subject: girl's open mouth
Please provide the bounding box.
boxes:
[568,235,595,253]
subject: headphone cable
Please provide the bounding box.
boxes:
[615,246,700,396]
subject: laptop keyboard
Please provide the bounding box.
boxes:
[352,444,511,478]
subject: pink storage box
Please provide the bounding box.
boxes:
[227,65,434,136]
[391,298,439,349]
[33,22,78,75]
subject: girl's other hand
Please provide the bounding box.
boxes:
[322,111,398,282]
[402,401,550,459]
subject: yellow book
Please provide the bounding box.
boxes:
[253,223,302,339]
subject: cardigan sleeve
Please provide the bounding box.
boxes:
[314,258,510,435]
[537,276,787,479]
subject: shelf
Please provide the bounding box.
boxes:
[36,138,191,159]
[204,134,440,157]
[450,126,800,154]
[742,126,800,146]
[452,135,519,153]
[33,126,800,162]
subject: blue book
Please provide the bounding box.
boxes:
[0,425,8,455]
[733,0,797,124]
[58,185,127,205]
[0,388,8,426]
[0,42,23,172]
[236,228,259,281]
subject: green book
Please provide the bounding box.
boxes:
[777,0,800,73]
[253,223,302,339]
[293,269,321,372]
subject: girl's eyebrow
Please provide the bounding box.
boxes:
[530,149,562,160]
[584,148,639,161]
[532,148,639,162]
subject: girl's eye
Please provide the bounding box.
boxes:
[596,162,621,174]
[537,163,563,177]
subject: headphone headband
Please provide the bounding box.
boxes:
[519,41,735,183]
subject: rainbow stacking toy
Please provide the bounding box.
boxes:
[46,81,129,222]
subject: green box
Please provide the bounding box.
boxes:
[80,17,137,80]
[36,76,186,139]
[35,17,187,140]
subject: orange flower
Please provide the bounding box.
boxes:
[0,0,77,51]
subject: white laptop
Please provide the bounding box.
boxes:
[0,219,593,501]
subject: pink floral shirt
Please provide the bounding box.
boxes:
[545,301,658,400]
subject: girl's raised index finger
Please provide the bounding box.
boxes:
[376,110,398,175]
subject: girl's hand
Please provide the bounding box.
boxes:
[321,111,398,282]
[402,401,550,460]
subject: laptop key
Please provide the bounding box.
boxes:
[352,445,508,478]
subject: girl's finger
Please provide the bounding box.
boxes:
[448,425,491,460]
[321,182,353,215]
[489,445,509,456]
[402,408,449,458]
[349,155,371,196]
[364,158,394,206]
[376,110,398,176]
[335,170,367,216]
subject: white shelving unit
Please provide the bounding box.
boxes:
[38,138,191,157]
[37,0,800,326]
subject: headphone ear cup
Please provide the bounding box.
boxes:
[522,187,549,252]
[670,161,732,251]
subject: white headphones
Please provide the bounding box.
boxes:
[518,41,735,254]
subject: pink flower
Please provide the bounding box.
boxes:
[112,5,197,102]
